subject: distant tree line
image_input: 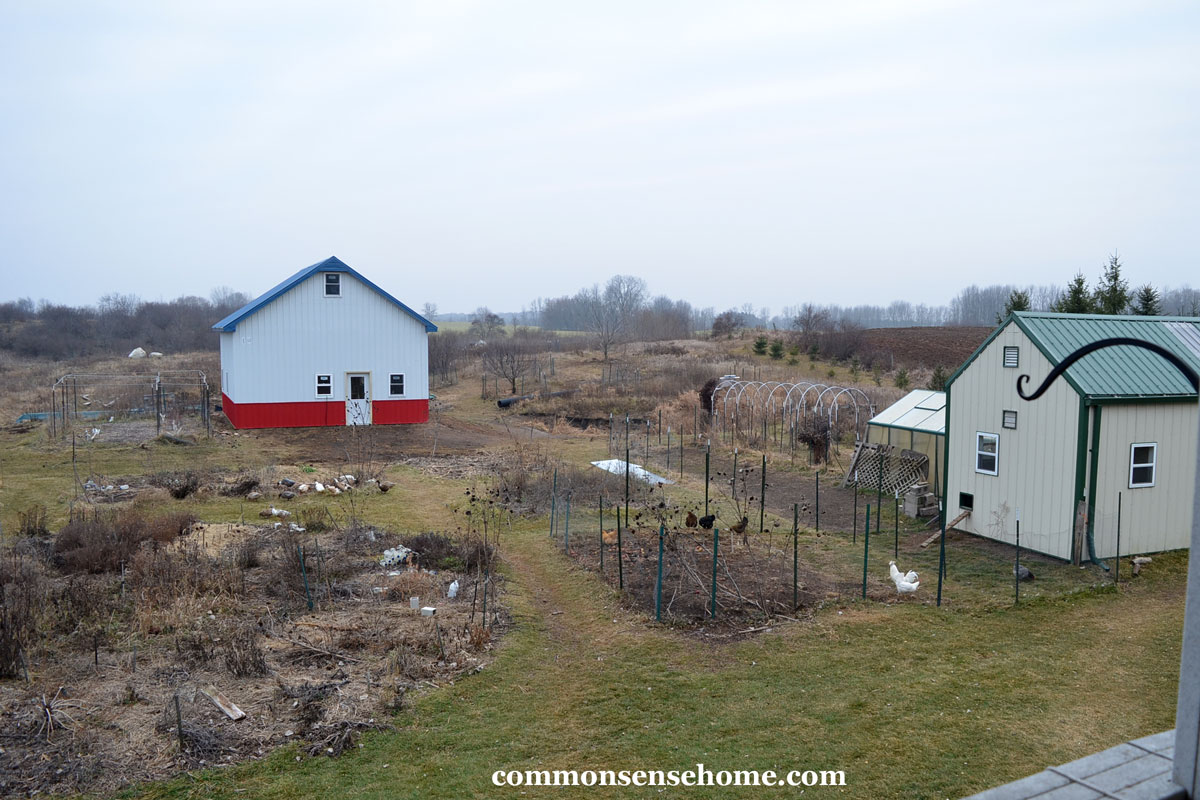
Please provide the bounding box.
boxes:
[0,288,250,360]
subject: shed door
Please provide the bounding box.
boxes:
[345,373,371,425]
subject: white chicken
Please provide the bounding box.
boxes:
[888,560,920,596]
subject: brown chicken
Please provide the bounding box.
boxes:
[685,511,698,528]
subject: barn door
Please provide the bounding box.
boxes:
[345,373,371,425]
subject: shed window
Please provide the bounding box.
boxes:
[1002,410,1017,429]
[1002,346,1019,368]
[1129,443,1157,488]
[324,273,341,296]
[975,432,998,475]
[316,374,332,397]
[389,373,405,396]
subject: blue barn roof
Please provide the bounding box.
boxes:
[211,256,437,333]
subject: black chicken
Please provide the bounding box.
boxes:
[698,514,716,529]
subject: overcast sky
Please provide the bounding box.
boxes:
[2,1,1197,315]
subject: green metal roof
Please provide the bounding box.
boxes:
[1012,312,1200,401]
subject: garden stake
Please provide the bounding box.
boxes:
[759,453,767,533]
[482,567,488,627]
[679,432,684,480]
[658,409,662,443]
[563,493,571,553]
[655,525,664,622]
[815,472,820,532]
[853,475,858,544]
[617,516,624,589]
[876,454,884,535]
[793,503,799,611]
[894,493,899,559]
[599,496,604,572]
[711,527,719,619]
[667,428,671,471]
[625,447,630,527]
[862,505,871,600]
[550,468,558,539]
[704,450,710,516]
[936,513,947,607]
[298,545,313,611]
[175,693,184,752]
[1014,512,1020,606]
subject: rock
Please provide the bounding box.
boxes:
[279,490,296,499]
[149,351,164,358]
[128,347,147,358]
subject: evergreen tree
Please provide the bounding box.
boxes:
[894,368,910,390]
[768,339,784,360]
[1131,284,1162,316]
[1093,253,1130,314]
[996,289,1031,324]
[927,365,948,391]
[1052,273,1094,314]
[752,334,768,355]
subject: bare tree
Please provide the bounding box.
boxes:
[468,307,507,340]
[481,337,540,394]
[791,304,830,348]
[582,275,646,362]
[421,302,438,321]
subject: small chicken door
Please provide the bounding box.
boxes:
[345,373,371,425]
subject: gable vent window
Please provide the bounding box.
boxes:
[1002,346,1019,368]
[1002,410,1017,429]
[1129,443,1157,488]
[324,273,341,297]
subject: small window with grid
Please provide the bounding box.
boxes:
[324,273,341,296]
[389,373,405,396]
[316,374,332,397]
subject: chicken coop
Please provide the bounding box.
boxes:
[945,311,1199,562]
[211,256,437,429]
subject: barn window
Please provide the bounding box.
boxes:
[1002,410,1017,429]
[389,373,405,396]
[975,432,998,475]
[324,273,341,296]
[1129,443,1157,488]
[316,374,332,397]
[958,492,974,510]
[1002,346,1019,368]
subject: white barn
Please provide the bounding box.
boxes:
[212,256,437,429]
[944,312,1199,562]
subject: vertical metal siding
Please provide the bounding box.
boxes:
[947,324,1078,559]
[222,271,430,406]
[1090,403,1197,557]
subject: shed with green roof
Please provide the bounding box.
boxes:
[943,311,1199,562]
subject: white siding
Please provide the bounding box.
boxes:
[222,271,429,405]
[946,324,1080,560]
[1090,403,1197,557]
